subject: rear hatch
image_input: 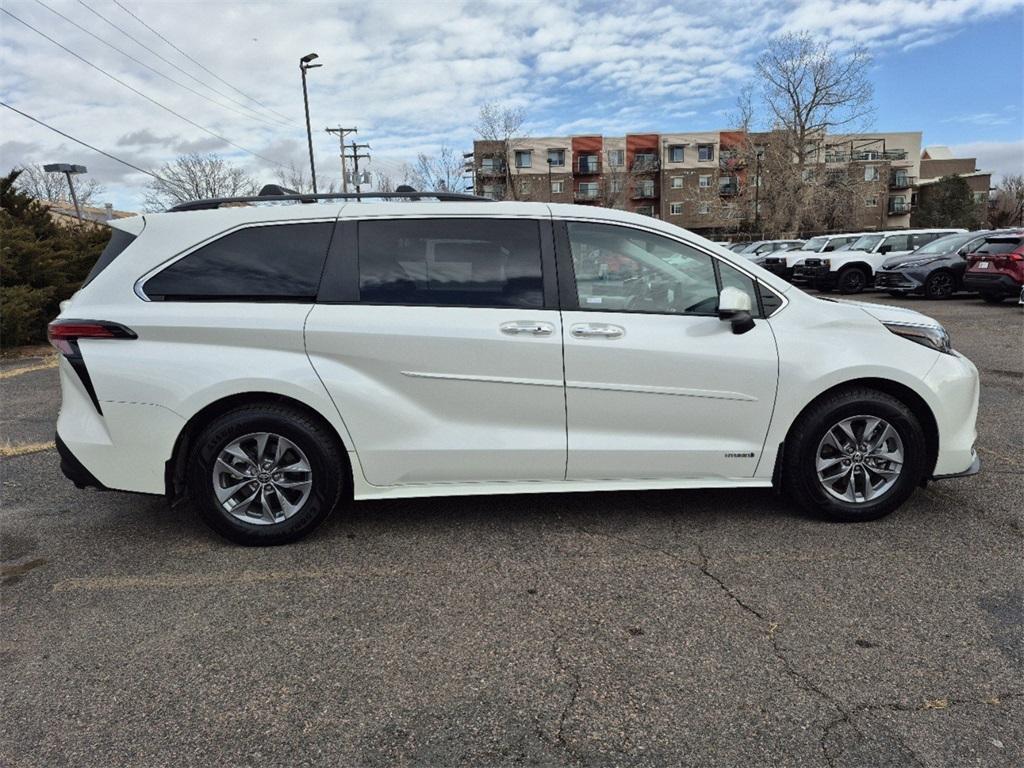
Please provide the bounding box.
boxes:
[966,235,1024,282]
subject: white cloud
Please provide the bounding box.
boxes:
[948,139,1024,183]
[1,0,1022,209]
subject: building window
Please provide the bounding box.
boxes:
[551,180,564,194]
[973,191,987,203]
[697,144,715,162]
[610,179,623,193]
[633,152,658,171]
[636,205,655,217]
[698,202,711,215]
[671,176,684,189]
[547,149,565,167]
[607,149,625,167]
[578,182,599,199]
[668,145,685,162]
[578,154,600,174]
[864,165,879,182]
[635,180,655,198]
[698,175,711,188]
[514,150,532,169]
[482,185,495,199]
[670,202,683,215]
[802,168,814,182]
[865,196,878,207]
[480,156,504,172]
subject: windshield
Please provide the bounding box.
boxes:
[911,232,976,256]
[833,241,857,251]
[737,242,762,254]
[849,234,883,251]
[801,237,829,251]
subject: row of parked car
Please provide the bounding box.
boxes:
[722,229,1024,303]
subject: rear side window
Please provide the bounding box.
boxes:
[880,234,910,252]
[82,228,136,288]
[144,222,333,301]
[911,232,941,248]
[975,237,1023,255]
[357,218,544,308]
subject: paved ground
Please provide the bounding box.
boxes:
[2,294,1021,767]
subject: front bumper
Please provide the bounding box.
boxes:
[762,260,793,280]
[922,351,981,477]
[932,450,980,481]
[874,270,922,293]
[791,264,834,288]
[963,272,1022,297]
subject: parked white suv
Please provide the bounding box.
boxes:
[762,233,866,281]
[792,229,965,293]
[51,194,981,544]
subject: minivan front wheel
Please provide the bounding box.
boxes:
[187,404,344,545]
[784,388,927,522]
[836,266,868,294]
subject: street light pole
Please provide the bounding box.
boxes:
[43,163,87,224]
[547,158,553,202]
[299,53,322,194]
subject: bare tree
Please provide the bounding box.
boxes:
[15,164,105,207]
[756,32,874,166]
[988,174,1024,228]
[475,102,526,200]
[410,145,465,192]
[270,163,336,194]
[373,164,414,193]
[143,153,257,211]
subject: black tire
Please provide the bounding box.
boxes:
[783,387,927,522]
[186,404,345,545]
[836,266,868,294]
[981,292,1005,304]
[924,270,955,299]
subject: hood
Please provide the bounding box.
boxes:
[882,251,953,269]
[829,297,941,327]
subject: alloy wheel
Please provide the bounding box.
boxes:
[927,272,954,298]
[815,416,904,504]
[212,432,313,525]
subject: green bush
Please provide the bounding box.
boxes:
[1,170,110,348]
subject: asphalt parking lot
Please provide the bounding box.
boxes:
[2,294,1021,768]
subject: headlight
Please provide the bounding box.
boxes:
[822,259,830,268]
[884,322,953,354]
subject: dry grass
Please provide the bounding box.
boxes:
[0,356,58,380]
[0,441,56,458]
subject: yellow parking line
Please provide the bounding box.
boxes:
[0,441,56,458]
[0,357,58,379]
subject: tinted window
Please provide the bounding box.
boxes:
[83,228,136,288]
[144,222,332,301]
[911,232,942,248]
[880,234,910,252]
[975,237,1023,255]
[567,222,718,314]
[358,219,543,308]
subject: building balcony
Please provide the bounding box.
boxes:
[719,181,739,197]
[631,156,660,172]
[631,186,658,199]
[888,201,912,215]
[889,174,915,190]
[883,149,909,161]
[477,163,507,176]
[575,188,602,201]
[576,157,601,175]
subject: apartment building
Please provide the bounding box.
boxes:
[471,130,972,236]
[912,145,992,226]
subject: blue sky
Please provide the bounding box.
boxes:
[1,0,1022,209]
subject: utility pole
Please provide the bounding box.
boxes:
[326,126,357,192]
[343,143,371,193]
[299,53,322,193]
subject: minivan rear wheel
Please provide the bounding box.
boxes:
[783,387,927,522]
[187,404,344,545]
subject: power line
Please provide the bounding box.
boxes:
[1,7,289,170]
[32,0,284,130]
[0,101,165,181]
[112,0,293,124]
[75,0,290,128]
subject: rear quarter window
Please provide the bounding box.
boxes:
[82,228,136,288]
[143,222,333,301]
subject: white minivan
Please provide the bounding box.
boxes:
[51,193,980,544]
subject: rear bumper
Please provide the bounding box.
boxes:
[963,273,1021,296]
[874,270,922,292]
[56,433,107,490]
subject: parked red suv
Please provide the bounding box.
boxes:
[963,233,1024,303]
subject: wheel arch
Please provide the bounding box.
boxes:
[773,377,940,485]
[836,261,874,277]
[165,391,353,501]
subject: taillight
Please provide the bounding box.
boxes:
[1010,252,1023,261]
[47,320,136,356]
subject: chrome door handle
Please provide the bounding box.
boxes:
[500,321,554,336]
[571,323,625,339]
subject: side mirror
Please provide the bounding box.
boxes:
[879,245,891,254]
[718,287,756,334]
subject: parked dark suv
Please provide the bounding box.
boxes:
[963,233,1024,303]
[874,231,996,299]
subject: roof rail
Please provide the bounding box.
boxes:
[168,188,490,212]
